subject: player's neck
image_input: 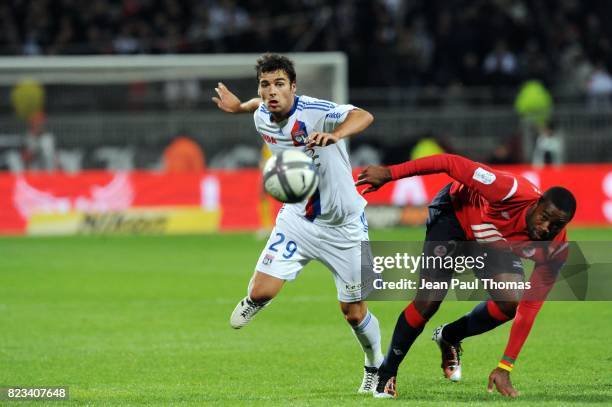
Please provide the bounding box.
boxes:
[525,203,537,236]
[271,112,289,123]
[270,96,298,123]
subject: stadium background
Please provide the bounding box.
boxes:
[1,0,611,405]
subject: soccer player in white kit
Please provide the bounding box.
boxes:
[212,53,383,393]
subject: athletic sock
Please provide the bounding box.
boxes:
[379,302,427,376]
[442,300,511,344]
[352,310,384,368]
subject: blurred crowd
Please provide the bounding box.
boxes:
[1,0,612,91]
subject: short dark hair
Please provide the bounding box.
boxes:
[255,53,296,83]
[543,186,577,219]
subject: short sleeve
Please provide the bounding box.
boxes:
[322,104,357,132]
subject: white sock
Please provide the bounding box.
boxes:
[352,310,384,368]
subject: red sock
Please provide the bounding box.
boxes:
[403,302,427,329]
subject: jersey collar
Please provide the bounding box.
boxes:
[269,96,299,123]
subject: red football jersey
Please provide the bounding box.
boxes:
[448,162,568,266]
[388,154,570,366]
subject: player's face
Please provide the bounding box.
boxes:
[527,200,570,240]
[258,70,296,119]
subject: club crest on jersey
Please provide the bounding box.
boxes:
[433,245,448,257]
[263,254,275,265]
[291,120,308,146]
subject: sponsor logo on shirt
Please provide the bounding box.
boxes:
[262,134,277,144]
[345,282,363,293]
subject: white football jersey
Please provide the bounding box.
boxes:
[254,95,367,226]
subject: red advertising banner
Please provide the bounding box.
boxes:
[0,165,610,235]
[0,170,264,235]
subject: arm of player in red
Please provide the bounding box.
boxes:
[387,154,517,202]
[488,252,566,397]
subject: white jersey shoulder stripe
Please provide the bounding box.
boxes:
[298,100,335,108]
[297,105,332,112]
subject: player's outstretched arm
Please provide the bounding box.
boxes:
[358,154,515,202]
[307,108,374,147]
[212,82,261,113]
[487,367,519,397]
[488,261,562,397]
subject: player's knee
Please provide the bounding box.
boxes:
[345,313,363,326]
[495,300,518,319]
[341,304,366,327]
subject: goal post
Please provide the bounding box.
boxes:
[0,53,349,169]
[0,52,348,102]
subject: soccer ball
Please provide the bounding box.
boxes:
[263,150,319,203]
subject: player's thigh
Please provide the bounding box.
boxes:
[415,213,466,306]
[254,214,317,281]
[317,216,371,303]
[412,240,457,315]
[319,241,370,303]
[478,248,525,303]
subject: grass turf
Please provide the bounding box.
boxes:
[1,227,611,405]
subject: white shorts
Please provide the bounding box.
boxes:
[255,209,372,302]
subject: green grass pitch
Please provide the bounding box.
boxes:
[1,227,612,405]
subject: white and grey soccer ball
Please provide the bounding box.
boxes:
[263,150,319,203]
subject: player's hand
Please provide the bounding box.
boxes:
[212,82,242,113]
[306,132,340,148]
[487,367,519,397]
[355,165,392,195]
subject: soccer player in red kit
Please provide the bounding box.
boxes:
[355,153,576,399]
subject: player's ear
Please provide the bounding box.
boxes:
[290,82,296,93]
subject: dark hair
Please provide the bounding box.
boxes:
[543,186,577,219]
[255,53,296,83]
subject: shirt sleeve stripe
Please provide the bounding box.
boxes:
[473,230,503,238]
[302,106,332,111]
[502,177,518,201]
[298,101,336,108]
